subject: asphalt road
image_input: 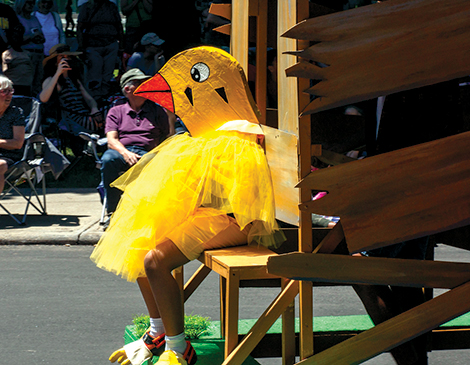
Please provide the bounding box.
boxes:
[1,244,469,364]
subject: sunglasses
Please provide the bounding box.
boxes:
[0,88,15,95]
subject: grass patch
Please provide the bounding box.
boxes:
[132,314,212,340]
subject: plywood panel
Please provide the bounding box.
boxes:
[298,131,470,253]
[283,0,470,115]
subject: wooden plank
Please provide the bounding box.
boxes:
[223,280,299,365]
[310,144,322,157]
[282,0,470,115]
[184,264,211,302]
[298,131,470,253]
[267,253,470,289]
[295,280,470,365]
[282,279,296,365]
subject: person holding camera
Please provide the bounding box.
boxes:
[40,43,104,155]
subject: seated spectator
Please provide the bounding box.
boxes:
[0,3,22,55]
[33,0,65,56]
[40,43,104,155]
[0,75,25,194]
[101,68,175,220]
[14,0,45,95]
[2,24,34,96]
[77,0,123,99]
[127,33,165,76]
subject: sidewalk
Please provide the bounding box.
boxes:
[0,188,104,245]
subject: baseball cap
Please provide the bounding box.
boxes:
[120,68,151,88]
[141,33,165,47]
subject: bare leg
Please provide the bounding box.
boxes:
[137,277,160,319]
[144,239,189,336]
[0,159,8,194]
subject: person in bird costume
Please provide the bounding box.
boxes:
[90,46,285,365]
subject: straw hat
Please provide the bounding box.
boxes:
[43,44,82,66]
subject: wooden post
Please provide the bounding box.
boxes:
[278,0,314,359]
[231,0,249,73]
[255,0,268,124]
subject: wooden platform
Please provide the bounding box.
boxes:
[124,311,470,363]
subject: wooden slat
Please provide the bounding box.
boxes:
[223,280,299,365]
[213,24,231,36]
[183,264,211,302]
[281,0,470,115]
[282,279,296,365]
[298,131,470,253]
[209,3,232,20]
[267,253,470,289]
[312,221,344,254]
[295,280,470,365]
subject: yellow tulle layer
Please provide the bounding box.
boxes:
[90,131,283,282]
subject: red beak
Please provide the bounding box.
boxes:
[134,74,175,113]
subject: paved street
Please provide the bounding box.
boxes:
[1,244,470,364]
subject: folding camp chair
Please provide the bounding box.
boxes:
[0,96,48,225]
[79,132,108,224]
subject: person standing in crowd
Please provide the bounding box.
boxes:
[33,0,65,56]
[0,3,22,56]
[121,0,153,55]
[101,68,175,220]
[0,75,25,194]
[127,33,165,76]
[150,0,200,59]
[77,0,123,100]
[2,24,34,96]
[14,0,45,95]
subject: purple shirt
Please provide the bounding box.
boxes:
[105,100,169,151]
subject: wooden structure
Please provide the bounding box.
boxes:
[178,0,470,364]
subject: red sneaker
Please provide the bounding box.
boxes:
[142,331,166,357]
[182,341,197,365]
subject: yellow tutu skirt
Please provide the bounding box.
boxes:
[90,130,283,282]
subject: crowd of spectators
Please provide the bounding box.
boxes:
[0,0,228,100]
[0,0,210,217]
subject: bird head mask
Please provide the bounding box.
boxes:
[134,46,262,137]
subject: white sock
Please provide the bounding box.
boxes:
[149,317,165,338]
[165,332,187,354]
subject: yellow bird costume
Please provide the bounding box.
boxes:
[90,47,283,282]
